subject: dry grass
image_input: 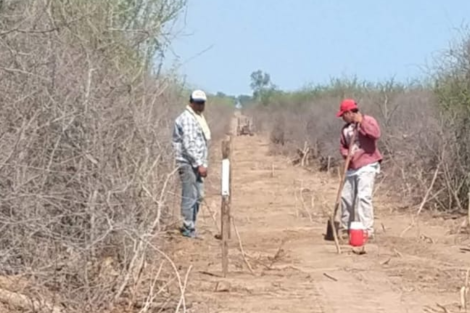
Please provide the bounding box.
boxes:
[0,1,232,312]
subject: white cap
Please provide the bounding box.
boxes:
[190,89,207,102]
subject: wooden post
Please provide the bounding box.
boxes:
[221,194,229,276]
[221,136,232,276]
[227,137,232,239]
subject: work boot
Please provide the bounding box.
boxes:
[339,229,349,241]
[180,227,204,240]
[366,231,375,243]
[180,226,195,238]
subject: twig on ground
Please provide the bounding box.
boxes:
[436,303,451,313]
[460,269,470,312]
[268,239,287,269]
[293,180,301,218]
[175,265,192,313]
[298,183,314,223]
[133,237,187,313]
[231,217,255,275]
[300,141,310,167]
[420,234,435,244]
[199,271,222,277]
[203,199,220,234]
[327,156,331,174]
[467,191,470,229]
[393,249,403,258]
[138,262,165,313]
[323,273,338,282]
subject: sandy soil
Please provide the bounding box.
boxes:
[168,116,470,313]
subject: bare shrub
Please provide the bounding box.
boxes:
[246,76,458,211]
[432,30,470,213]
[0,1,231,312]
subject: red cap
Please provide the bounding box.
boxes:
[336,99,358,117]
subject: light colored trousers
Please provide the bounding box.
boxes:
[178,163,204,232]
[339,162,380,235]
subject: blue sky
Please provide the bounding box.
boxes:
[165,0,470,96]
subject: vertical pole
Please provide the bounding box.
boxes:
[221,138,231,276]
[227,136,232,239]
[221,195,229,276]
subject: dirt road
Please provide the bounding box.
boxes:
[169,117,470,312]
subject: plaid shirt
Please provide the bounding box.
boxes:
[172,109,209,168]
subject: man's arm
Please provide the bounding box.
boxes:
[180,118,204,167]
[340,130,349,158]
[358,116,380,139]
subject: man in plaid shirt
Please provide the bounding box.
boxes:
[172,90,211,238]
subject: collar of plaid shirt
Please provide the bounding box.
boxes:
[186,105,211,141]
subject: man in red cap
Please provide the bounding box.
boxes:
[336,99,382,241]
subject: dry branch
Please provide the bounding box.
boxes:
[400,163,441,237]
[461,269,470,311]
[0,1,233,311]
[436,303,451,313]
[203,199,220,234]
[175,265,192,313]
[323,273,338,282]
[267,239,287,269]
[231,218,255,275]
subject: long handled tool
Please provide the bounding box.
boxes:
[324,124,357,254]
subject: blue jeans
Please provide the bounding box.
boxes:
[178,163,204,234]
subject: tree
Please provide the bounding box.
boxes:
[249,70,277,105]
[250,70,271,91]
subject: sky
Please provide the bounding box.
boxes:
[164,0,470,96]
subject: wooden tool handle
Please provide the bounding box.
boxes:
[328,123,359,255]
[333,124,358,206]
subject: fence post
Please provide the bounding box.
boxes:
[221,136,232,276]
[225,136,232,239]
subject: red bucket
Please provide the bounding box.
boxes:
[349,221,367,247]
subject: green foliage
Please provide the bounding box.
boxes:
[250,69,277,105]
[47,0,187,74]
[250,70,272,90]
[237,94,253,106]
[211,92,237,107]
[433,29,470,115]
[178,88,238,107]
[431,32,470,206]
[246,75,418,112]
[435,75,470,116]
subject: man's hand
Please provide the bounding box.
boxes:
[353,113,363,124]
[198,166,208,178]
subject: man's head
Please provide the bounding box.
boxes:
[336,99,359,123]
[189,89,207,114]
